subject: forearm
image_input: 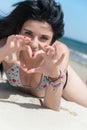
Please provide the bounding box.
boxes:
[43,72,67,111]
[43,84,63,111]
[43,42,69,111]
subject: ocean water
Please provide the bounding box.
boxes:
[59,37,87,66]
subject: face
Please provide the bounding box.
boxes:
[20,20,53,52]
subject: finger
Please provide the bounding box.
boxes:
[15,61,27,71]
[15,61,21,67]
[33,50,45,58]
[26,67,49,77]
[52,43,58,56]
[31,49,53,68]
[15,35,31,42]
[9,36,23,50]
[55,53,65,65]
[26,66,46,75]
[45,46,55,56]
[52,44,63,61]
[23,45,32,58]
[7,35,15,43]
[15,35,32,47]
[9,37,17,48]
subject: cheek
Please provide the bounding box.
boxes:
[39,42,51,51]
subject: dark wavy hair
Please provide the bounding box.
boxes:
[0,0,64,42]
[0,0,64,74]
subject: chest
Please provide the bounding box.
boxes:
[20,70,41,88]
[4,63,41,88]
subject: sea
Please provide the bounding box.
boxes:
[59,37,87,67]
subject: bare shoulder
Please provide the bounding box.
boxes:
[53,40,69,53]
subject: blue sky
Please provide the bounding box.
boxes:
[0,0,87,43]
[57,0,87,43]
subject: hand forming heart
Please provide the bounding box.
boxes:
[22,44,65,78]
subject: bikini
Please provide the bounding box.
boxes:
[5,64,48,90]
[5,64,68,90]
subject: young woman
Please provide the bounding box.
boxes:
[0,0,87,111]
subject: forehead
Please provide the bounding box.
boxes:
[22,20,53,35]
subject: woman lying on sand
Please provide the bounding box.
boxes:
[0,0,87,111]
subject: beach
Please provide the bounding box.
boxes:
[70,59,87,82]
[0,59,87,130]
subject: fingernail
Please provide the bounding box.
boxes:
[32,52,35,57]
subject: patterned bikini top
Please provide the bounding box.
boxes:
[5,64,48,90]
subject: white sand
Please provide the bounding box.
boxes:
[0,60,87,130]
[70,59,87,82]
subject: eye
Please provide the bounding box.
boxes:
[24,31,34,39]
[40,35,49,41]
[25,31,32,36]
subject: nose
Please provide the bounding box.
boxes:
[31,36,39,51]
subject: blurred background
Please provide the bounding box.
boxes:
[58,0,87,66]
[0,0,87,65]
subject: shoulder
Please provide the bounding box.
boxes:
[53,40,69,53]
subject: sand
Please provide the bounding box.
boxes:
[0,59,87,130]
[70,59,87,82]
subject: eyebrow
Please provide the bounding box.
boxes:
[24,28,51,38]
[24,28,32,33]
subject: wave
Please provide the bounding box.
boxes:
[59,37,87,66]
[70,49,87,67]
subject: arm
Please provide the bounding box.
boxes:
[43,79,65,111]
[25,41,69,111]
[43,41,69,111]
